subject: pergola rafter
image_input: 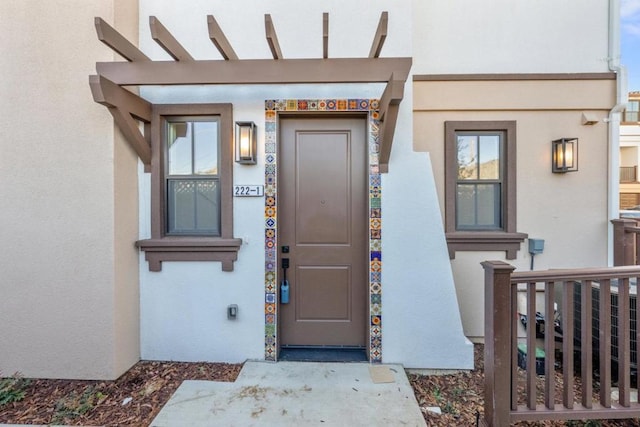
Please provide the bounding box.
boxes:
[264,14,283,60]
[207,15,238,60]
[90,11,411,172]
[323,13,329,59]
[149,16,194,62]
[95,17,150,62]
[368,11,388,59]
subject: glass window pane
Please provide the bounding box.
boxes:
[479,135,500,179]
[457,135,477,180]
[456,183,501,229]
[168,122,192,175]
[195,180,220,233]
[476,183,501,228]
[167,179,220,235]
[456,184,476,228]
[168,180,196,232]
[194,121,219,175]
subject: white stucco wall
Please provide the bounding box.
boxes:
[621,123,640,147]
[382,92,473,368]
[137,0,472,369]
[412,0,611,75]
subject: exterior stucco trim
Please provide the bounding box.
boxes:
[413,73,617,82]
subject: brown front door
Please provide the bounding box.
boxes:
[279,116,367,347]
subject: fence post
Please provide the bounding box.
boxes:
[611,218,636,266]
[481,260,516,427]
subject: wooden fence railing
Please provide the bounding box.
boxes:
[612,218,640,266]
[620,166,637,183]
[481,261,640,426]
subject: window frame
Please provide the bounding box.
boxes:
[137,104,241,272]
[164,116,222,236]
[444,121,526,259]
[622,100,639,124]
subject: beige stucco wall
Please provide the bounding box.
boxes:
[112,0,141,378]
[414,77,616,339]
[0,0,139,379]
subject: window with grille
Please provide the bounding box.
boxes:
[136,103,241,272]
[165,118,221,235]
[455,131,503,230]
[623,100,639,123]
[444,121,526,259]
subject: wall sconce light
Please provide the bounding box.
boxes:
[235,121,257,165]
[552,138,578,173]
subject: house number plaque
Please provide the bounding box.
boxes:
[233,185,264,197]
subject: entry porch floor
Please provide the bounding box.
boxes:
[150,361,426,426]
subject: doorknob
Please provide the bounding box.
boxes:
[282,246,290,253]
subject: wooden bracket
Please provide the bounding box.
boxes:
[378,74,404,173]
[89,75,152,169]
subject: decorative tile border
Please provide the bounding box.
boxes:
[264,99,382,362]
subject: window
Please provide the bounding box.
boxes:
[444,121,526,259]
[623,100,639,123]
[137,104,242,272]
[455,131,503,231]
[165,118,220,235]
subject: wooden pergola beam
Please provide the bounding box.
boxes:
[149,16,194,61]
[108,107,152,168]
[378,74,404,122]
[89,75,152,121]
[96,57,412,86]
[323,13,329,59]
[91,12,412,174]
[89,75,152,168]
[207,15,238,60]
[378,74,404,173]
[95,17,150,62]
[368,11,388,59]
[265,14,283,59]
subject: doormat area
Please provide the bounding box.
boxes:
[278,348,368,362]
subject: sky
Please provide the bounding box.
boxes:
[622,0,640,91]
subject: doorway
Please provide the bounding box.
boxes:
[278,116,368,351]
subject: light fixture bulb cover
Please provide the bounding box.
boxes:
[552,138,578,173]
[235,121,257,165]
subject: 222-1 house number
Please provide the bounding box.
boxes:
[233,185,264,197]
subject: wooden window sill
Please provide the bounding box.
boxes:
[446,231,528,260]
[136,237,243,272]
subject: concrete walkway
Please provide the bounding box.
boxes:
[150,361,426,426]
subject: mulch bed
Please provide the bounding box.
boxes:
[0,361,241,426]
[409,344,640,426]
[2,345,640,426]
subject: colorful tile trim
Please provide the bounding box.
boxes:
[264,99,382,363]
